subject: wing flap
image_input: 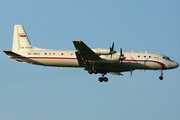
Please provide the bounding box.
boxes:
[75,51,86,66]
[108,72,123,76]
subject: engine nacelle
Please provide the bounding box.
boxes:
[94,59,120,64]
[92,48,116,55]
[94,54,126,64]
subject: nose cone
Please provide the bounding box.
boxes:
[169,62,179,69]
[176,62,179,68]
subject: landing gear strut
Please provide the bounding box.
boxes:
[159,70,163,80]
[88,66,108,82]
[88,64,98,74]
[98,73,108,82]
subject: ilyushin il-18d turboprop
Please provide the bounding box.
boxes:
[4,25,179,82]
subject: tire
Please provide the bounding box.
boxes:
[103,77,108,82]
[88,70,93,74]
[93,69,98,74]
[98,77,103,82]
[159,76,163,80]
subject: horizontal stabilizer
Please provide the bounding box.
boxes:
[3,50,23,57]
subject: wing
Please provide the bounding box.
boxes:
[73,40,101,64]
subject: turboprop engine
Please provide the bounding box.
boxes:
[92,48,116,55]
[94,56,121,64]
[92,43,126,64]
[94,47,126,64]
[92,42,117,55]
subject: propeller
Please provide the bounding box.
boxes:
[110,42,116,58]
[119,48,126,64]
[130,69,132,77]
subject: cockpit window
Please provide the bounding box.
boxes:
[163,56,171,60]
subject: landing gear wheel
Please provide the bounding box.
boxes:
[88,70,93,74]
[103,77,108,82]
[98,77,108,82]
[98,77,103,82]
[159,76,163,80]
[93,69,98,74]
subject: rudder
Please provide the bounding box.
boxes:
[12,24,33,52]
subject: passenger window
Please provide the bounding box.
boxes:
[49,53,51,55]
[45,53,47,55]
[149,56,151,58]
[53,53,55,55]
[144,56,146,58]
[71,53,73,55]
[138,55,140,57]
[61,53,63,55]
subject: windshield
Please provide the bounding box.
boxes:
[163,56,173,61]
[163,56,170,60]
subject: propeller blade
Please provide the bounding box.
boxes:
[120,48,122,56]
[111,42,114,51]
[119,48,122,63]
[110,42,115,58]
[119,48,124,64]
[130,69,132,77]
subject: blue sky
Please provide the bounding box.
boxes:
[0,0,180,120]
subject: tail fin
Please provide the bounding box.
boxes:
[12,24,44,52]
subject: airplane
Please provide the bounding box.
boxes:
[3,24,179,82]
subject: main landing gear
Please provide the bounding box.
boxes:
[88,68,108,82]
[98,72,108,82]
[99,73,108,82]
[159,70,163,80]
[99,77,108,82]
[88,69,98,74]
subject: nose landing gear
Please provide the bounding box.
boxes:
[159,70,163,80]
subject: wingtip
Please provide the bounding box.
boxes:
[73,40,82,42]
[3,50,11,52]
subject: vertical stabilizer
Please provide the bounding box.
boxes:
[12,25,33,52]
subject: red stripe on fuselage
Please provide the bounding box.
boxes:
[12,57,77,60]
[123,60,166,69]
[11,57,166,69]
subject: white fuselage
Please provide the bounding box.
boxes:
[12,49,178,71]
[4,24,179,81]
